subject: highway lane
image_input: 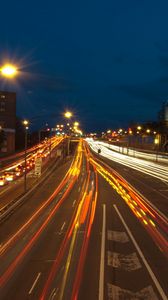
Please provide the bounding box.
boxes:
[92,140,168,165]
[86,139,168,218]
[0,137,63,193]
[0,161,86,299]
[0,140,167,300]
[0,138,65,211]
[0,137,62,170]
[0,158,72,243]
[0,140,81,256]
[0,144,39,168]
[0,140,98,299]
[87,140,168,182]
[78,170,168,300]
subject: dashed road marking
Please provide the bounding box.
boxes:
[107,230,129,243]
[107,251,141,271]
[107,284,158,300]
[113,204,168,300]
[59,222,66,235]
[28,272,41,295]
[72,199,76,207]
[60,221,66,231]
[49,287,59,300]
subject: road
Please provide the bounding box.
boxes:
[92,140,168,164]
[0,137,64,212]
[0,139,167,299]
[79,174,168,300]
[87,138,168,217]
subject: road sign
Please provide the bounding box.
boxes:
[35,157,42,176]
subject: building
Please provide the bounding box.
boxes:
[159,101,168,126]
[158,101,168,151]
[0,91,16,155]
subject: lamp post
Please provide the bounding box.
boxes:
[154,135,160,162]
[64,111,73,155]
[23,120,29,193]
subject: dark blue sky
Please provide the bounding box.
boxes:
[1,0,168,131]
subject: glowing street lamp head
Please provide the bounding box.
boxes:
[1,64,17,78]
[137,126,142,130]
[23,120,29,126]
[64,111,72,119]
[74,121,79,127]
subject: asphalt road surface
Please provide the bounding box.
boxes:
[0,140,167,300]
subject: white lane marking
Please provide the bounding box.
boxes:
[107,230,129,243]
[72,199,76,207]
[107,251,141,271]
[113,204,168,300]
[28,272,41,295]
[59,222,66,235]
[99,204,106,300]
[60,222,66,231]
[49,288,56,299]
[49,287,59,300]
[107,284,158,300]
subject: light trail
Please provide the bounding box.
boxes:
[0,142,83,288]
[40,144,98,300]
[87,139,168,182]
[40,167,90,300]
[89,153,168,259]
[0,137,64,189]
[0,137,77,255]
[90,140,168,164]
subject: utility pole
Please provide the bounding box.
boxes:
[24,129,27,192]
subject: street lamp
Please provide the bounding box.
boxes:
[23,119,29,193]
[137,126,142,131]
[74,121,79,127]
[64,111,73,155]
[0,64,17,78]
[64,111,72,119]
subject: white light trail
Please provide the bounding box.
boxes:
[86,140,168,182]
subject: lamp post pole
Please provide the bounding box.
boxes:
[24,127,28,192]
[23,120,29,193]
[64,111,73,156]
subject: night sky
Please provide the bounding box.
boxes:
[1,0,168,132]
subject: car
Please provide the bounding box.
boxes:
[4,172,15,182]
[0,176,7,186]
[15,165,24,176]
